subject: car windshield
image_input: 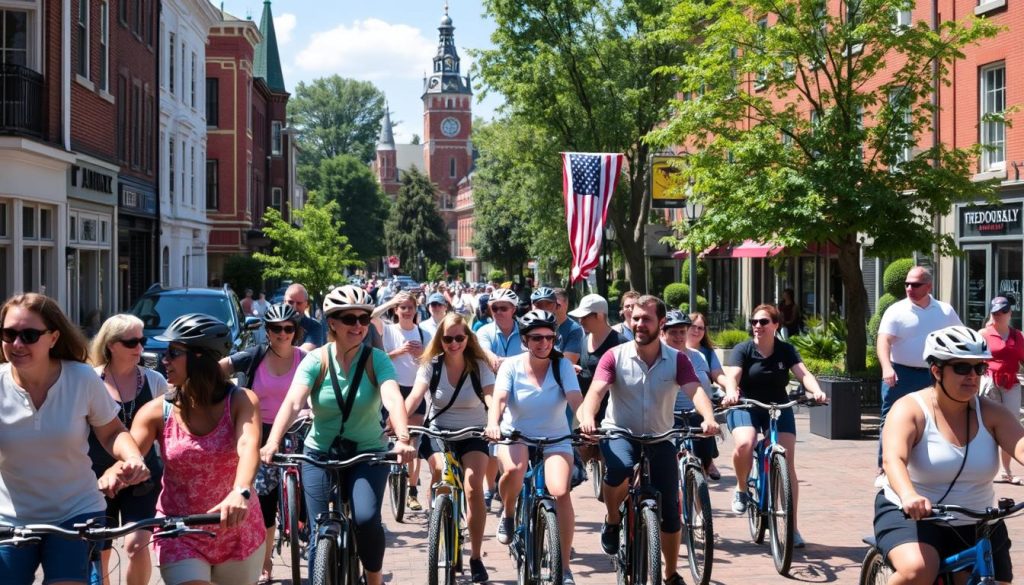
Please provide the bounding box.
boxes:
[130,294,237,335]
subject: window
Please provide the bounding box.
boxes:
[119,0,127,25]
[145,91,154,173]
[450,157,457,178]
[0,9,29,67]
[190,146,195,206]
[206,160,219,209]
[889,87,912,169]
[206,78,219,126]
[99,1,109,91]
[980,63,1005,171]
[133,0,141,35]
[271,121,282,155]
[131,83,141,168]
[180,139,186,203]
[271,187,282,208]
[39,208,51,240]
[168,32,175,94]
[168,139,175,199]
[895,7,912,28]
[76,0,88,78]
[22,206,35,239]
[190,52,196,107]
[755,18,769,89]
[69,214,76,241]
[117,75,127,161]
[161,247,169,286]
[180,42,185,103]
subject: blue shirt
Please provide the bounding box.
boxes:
[496,354,581,437]
[556,318,585,356]
[477,321,524,357]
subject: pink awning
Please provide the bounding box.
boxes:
[672,240,837,259]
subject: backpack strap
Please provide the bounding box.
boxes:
[328,346,372,432]
[550,350,564,392]
[424,357,471,426]
[312,345,330,391]
[162,395,173,424]
[241,344,270,389]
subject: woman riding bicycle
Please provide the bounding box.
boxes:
[405,312,495,583]
[87,314,169,585]
[261,285,416,585]
[485,309,583,585]
[722,304,827,548]
[876,326,1024,585]
[220,302,307,583]
[685,312,729,479]
[0,293,149,585]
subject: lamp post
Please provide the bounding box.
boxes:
[683,196,704,312]
[603,222,616,298]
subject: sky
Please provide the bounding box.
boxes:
[216,0,503,143]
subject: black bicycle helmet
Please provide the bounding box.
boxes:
[155,313,233,359]
[263,302,300,324]
[530,287,556,303]
[519,309,557,336]
[663,310,692,330]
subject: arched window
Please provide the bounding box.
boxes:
[450,157,456,178]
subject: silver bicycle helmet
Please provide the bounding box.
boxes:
[923,326,992,363]
[323,285,374,316]
[530,287,556,303]
[262,302,300,324]
[489,288,519,307]
[519,309,557,336]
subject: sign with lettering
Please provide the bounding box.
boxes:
[960,203,1024,238]
[68,163,117,206]
[118,184,157,215]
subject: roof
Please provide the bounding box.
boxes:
[377,106,395,150]
[253,0,286,93]
[395,144,423,173]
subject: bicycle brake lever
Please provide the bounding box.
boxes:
[155,528,216,539]
[0,536,42,547]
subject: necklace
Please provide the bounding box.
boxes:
[104,366,143,426]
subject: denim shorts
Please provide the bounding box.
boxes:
[727,405,797,435]
[0,511,105,585]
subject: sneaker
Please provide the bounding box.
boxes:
[496,516,514,545]
[666,573,687,585]
[483,490,494,510]
[793,530,806,549]
[562,569,576,585]
[469,557,489,583]
[406,494,422,511]
[731,490,748,514]
[600,519,620,555]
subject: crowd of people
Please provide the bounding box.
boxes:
[0,263,1021,585]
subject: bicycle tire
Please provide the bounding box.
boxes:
[312,534,338,585]
[637,505,662,585]
[769,452,795,576]
[858,546,892,585]
[589,458,605,502]
[389,465,407,523]
[683,465,714,585]
[747,454,766,544]
[427,494,456,585]
[535,505,563,585]
[285,472,303,585]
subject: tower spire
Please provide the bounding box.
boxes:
[377,103,395,150]
[254,0,286,92]
[422,4,472,97]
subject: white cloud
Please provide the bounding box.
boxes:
[274,13,296,46]
[295,19,436,80]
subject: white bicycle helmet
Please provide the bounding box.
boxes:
[923,326,992,363]
[323,285,374,316]
[489,288,519,307]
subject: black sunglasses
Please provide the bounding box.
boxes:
[0,327,52,344]
[947,362,988,376]
[442,334,467,344]
[266,324,296,335]
[165,347,189,360]
[904,282,928,288]
[332,313,372,326]
[749,318,772,327]
[526,334,557,343]
[118,337,147,348]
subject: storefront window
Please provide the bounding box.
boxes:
[800,257,817,316]
[964,246,990,330]
[995,242,1022,329]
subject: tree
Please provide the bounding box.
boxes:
[313,154,390,262]
[222,255,263,295]
[253,201,362,304]
[384,168,450,270]
[476,0,685,291]
[649,0,1000,371]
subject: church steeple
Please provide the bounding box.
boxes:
[377,103,395,151]
[422,3,472,97]
[254,0,286,93]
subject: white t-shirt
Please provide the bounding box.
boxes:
[675,348,712,412]
[382,323,432,386]
[0,361,120,524]
[416,358,495,429]
[496,354,581,437]
[878,296,962,368]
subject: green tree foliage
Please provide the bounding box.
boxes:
[649,0,1000,371]
[254,201,361,304]
[475,0,685,290]
[869,293,899,340]
[384,168,450,269]
[883,258,916,298]
[222,255,263,295]
[487,268,506,283]
[313,154,390,262]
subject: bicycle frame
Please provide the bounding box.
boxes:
[515,440,558,581]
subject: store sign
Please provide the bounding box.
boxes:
[960,203,1024,238]
[68,163,117,206]
[650,155,687,209]
[119,185,157,215]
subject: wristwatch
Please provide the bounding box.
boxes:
[235,486,252,500]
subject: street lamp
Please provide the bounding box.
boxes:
[683,192,704,312]
[604,222,616,295]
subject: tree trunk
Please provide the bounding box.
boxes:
[836,235,869,373]
[619,236,646,293]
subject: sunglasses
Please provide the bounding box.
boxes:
[904,282,927,288]
[165,347,189,360]
[995,307,1012,315]
[0,327,52,344]
[526,334,556,343]
[491,305,512,313]
[749,318,772,327]
[267,324,296,335]
[117,337,147,348]
[332,313,372,326]
[442,334,467,344]
[947,362,988,376]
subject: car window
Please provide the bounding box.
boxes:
[131,294,237,334]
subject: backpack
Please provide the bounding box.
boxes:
[424,357,485,426]
[236,344,270,389]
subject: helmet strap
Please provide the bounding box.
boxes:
[938,365,973,404]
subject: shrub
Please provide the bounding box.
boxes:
[714,329,749,348]
[883,258,915,298]
[223,254,263,295]
[790,329,846,362]
[487,268,505,283]
[802,357,845,377]
[869,293,898,340]
[680,258,709,292]
[427,262,445,283]
[679,295,709,315]
[663,283,690,308]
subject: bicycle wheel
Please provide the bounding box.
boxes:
[768,452,795,576]
[284,472,303,585]
[858,546,892,585]
[534,505,563,585]
[636,506,662,585]
[747,455,766,544]
[589,458,605,502]
[427,494,456,585]
[312,535,338,585]
[683,466,714,585]
[389,465,407,523]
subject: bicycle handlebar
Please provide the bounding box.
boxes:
[591,427,709,443]
[272,452,397,469]
[928,499,1024,523]
[494,431,580,446]
[730,397,819,411]
[0,513,221,543]
[408,425,486,441]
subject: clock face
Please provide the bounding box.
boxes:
[441,117,461,137]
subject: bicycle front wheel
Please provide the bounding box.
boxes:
[858,546,892,585]
[747,454,766,544]
[769,452,795,576]
[589,458,605,502]
[683,466,714,585]
[284,472,303,585]
[636,505,662,585]
[312,535,339,585]
[427,494,456,585]
[389,465,407,523]
[534,505,563,585]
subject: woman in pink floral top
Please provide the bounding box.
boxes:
[128,314,264,584]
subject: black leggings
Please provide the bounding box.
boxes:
[258,486,279,530]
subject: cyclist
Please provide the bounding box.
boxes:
[531,287,583,364]
[685,312,729,479]
[611,291,639,342]
[127,313,264,584]
[876,326,1024,585]
[420,292,450,337]
[485,310,583,585]
[260,285,416,585]
[578,295,718,585]
[405,313,495,583]
[0,293,149,585]
[568,294,624,465]
[285,283,325,351]
[478,288,524,369]
[87,314,169,585]
[721,304,827,548]
[220,302,307,583]
[471,293,492,332]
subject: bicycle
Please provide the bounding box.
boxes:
[594,426,702,585]
[274,451,397,585]
[410,425,485,585]
[387,454,409,523]
[272,414,312,585]
[859,498,1024,584]
[674,411,715,585]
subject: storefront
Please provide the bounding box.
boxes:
[117,177,158,311]
[957,200,1023,330]
[67,159,118,331]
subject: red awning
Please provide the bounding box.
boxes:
[672,240,838,259]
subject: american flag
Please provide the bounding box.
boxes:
[562,152,623,283]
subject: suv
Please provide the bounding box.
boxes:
[129,284,261,370]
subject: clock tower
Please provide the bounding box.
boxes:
[422,5,473,209]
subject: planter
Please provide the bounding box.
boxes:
[810,376,862,440]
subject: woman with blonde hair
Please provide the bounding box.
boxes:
[405,313,495,583]
[87,314,168,585]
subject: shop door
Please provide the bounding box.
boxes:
[995,243,1023,329]
[963,246,991,330]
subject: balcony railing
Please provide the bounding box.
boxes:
[1,63,44,137]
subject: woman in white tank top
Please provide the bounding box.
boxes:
[876,326,1024,584]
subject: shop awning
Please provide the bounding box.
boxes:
[672,240,838,259]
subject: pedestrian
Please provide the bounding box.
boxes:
[420,292,449,337]
[612,290,639,342]
[979,295,1024,485]
[778,288,801,339]
[241,289,255,317]
[252,292,271,345]
[472,293,492,332]
[285,283,325,351]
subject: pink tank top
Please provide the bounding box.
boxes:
[252,347,303,424]
[155,388,266,565]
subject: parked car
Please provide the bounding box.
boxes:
[130,283,261,371]
[393,275,421,292]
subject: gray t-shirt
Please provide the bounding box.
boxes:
[496,354,581,437]
[417,358,495,429]
[0,361,119,523]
